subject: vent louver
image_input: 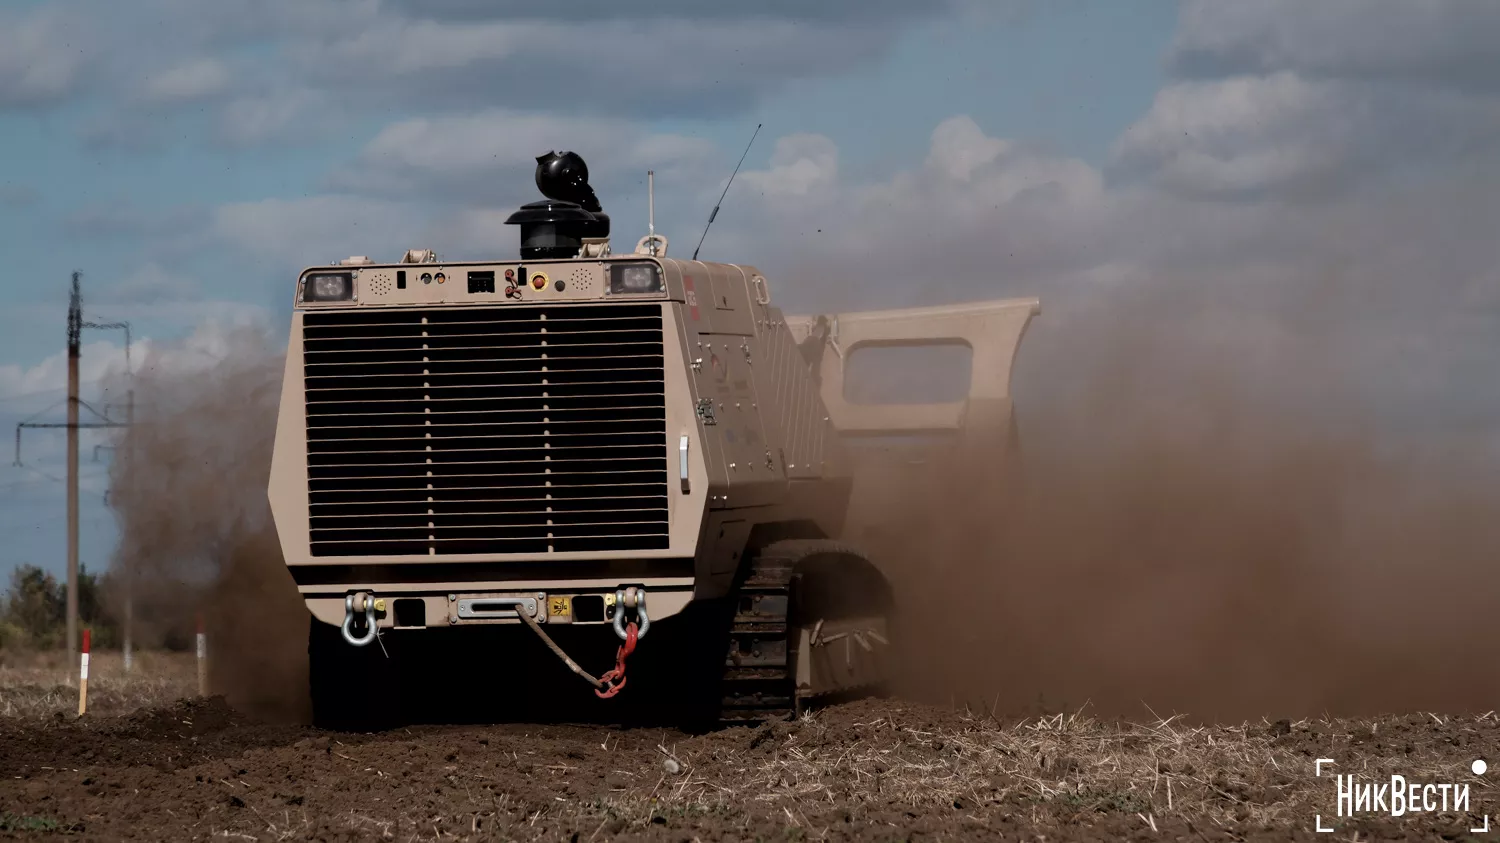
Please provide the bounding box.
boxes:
[301,303,669,557]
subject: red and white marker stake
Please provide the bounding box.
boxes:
[77,628,91,717]
[195,614,207,697]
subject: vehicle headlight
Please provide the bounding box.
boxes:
[608,263,663,295]
[302,272,355,303]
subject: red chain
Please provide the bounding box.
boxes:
[595,621,638,699]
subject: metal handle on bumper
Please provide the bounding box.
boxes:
[457,597,538,619]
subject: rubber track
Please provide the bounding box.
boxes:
[717,539,869,726]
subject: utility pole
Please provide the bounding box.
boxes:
[12,272,128,658]
[66,271,81,658]
[83,318,131,671]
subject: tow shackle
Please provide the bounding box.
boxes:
[613,587,649,641]
[342,592,378,647]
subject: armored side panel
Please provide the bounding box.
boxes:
[657,258,856,598]
[784,298,1040,549]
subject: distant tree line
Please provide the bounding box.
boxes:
[0,564,198,653]
[0,564,118,651]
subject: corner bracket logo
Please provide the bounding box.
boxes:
[1315,757,1488,834]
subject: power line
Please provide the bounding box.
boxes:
[8,272,134,657]
[0,385,67,404]
[0,469,111,494]
[0,380,106,405]
[0,511,111,532]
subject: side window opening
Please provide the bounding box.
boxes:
[841,342,973,406]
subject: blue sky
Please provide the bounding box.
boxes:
[2,0,1499,585]
[0,3,1177,367]
[0,1,1175,582]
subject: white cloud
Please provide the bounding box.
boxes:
[696,109,1500,437]
[215,87,324,147]
[1171,0,1500,85]
[0,312,274,404]
[926,116,1009,181]
[739,134,840,199]
[282,16,914,110]
[34,0,1498,440]
[129,317,278,379]
[211,195,425,268]
[328,111,718,200]
[140,58,230,104]
[1119,1,1500,204]
[0,7,92,107]
[1109,73,1346,199]
[62,202,208,238]
[0,339,126,404]
[0,315,280,516]
[92,264,202,306]
[722,116,1107,305]
[25,0,950,142]
[1109,72,1500,201]
[296,19,529,77]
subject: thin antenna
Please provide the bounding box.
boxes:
[693,123,762,262]
[647,170,656,256]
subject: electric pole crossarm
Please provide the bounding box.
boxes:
[81,321,130,370]
[12,421,128,466]
[76,399,114,424]
[19,422,129,428]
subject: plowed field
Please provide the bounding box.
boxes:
[3,692,1497,842]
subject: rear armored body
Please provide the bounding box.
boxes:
[268,152,1038,729]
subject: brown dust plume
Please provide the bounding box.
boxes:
[95,284,1500,726]
[851,285,1500,723]
[103,327,307,722]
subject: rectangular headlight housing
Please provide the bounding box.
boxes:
[608,262,663,295]
[301,272,355,303]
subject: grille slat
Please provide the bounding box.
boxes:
[303,354,665,375]
[303,313,652,334]
[308,407,665,430]
[312,494,668,513]
[307,465,665,483]
[303,303,670,557]
[305,369,668,393]
[309,418,666,442]
[308,448,663,468]
[302,341,664,359]
[305,401,660,422]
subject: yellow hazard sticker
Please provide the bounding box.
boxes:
[548,596,571,617]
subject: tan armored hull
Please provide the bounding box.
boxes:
[269,150,1039,729]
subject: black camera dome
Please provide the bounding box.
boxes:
[505,150,610,260]
[535,150,601,213]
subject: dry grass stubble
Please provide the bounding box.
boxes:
[681,702,1494,833]
[0,650,196,718]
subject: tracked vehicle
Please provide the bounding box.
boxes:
[268,152,1038,730]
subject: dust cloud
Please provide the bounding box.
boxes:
[850,282,1500,723]
[102,328,307,723]
[93,277,1500,727]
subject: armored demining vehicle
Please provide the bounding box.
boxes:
[268,151,1038,730]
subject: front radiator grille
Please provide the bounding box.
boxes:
[301,303,669,557]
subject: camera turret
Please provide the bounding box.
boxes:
[505,151,612,259]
